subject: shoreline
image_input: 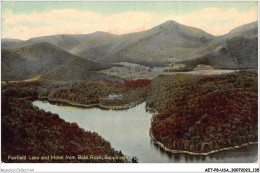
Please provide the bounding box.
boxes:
[37,96,145,111]
[146,105,258,156]
[149,130,258,156]
[34,97,258,156]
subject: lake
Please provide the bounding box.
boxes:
[33,100,258,163]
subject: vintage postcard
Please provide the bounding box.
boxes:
[1,1,258,172]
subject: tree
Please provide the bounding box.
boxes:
[131,156,138,163]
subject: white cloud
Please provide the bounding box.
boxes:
[2,7,258,40]
[173,7,258,36]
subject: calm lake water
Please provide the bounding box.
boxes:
[33,101,258,163]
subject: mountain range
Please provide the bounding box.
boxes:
[1,42,117,82]
[1,20,258,81]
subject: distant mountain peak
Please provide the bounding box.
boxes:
[91,31,114,36]
[151,20,191,34]
[226,21,258,38]
[92,31,108,34]
[158,20,180,28]
[164,20,179,25]
[228,21,257,34]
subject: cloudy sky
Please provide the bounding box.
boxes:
[2,1,258,40]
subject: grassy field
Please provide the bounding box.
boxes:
[1,75,41,85]
[101,62,238,80]
[101,62,166,80]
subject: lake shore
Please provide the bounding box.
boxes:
[146,105,258,156]
[34,97,258,156]
[37,96,144,110]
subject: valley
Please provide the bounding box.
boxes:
[1,20,258,163]
[1,70,258,163]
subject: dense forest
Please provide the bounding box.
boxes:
[43,79,151,108]
[147,70,258,153]
[1,70,258,161]
[1,82,130,163]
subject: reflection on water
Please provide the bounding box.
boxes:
[33,100,258,163]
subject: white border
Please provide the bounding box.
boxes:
[0,0,259,172]
[0,163,259,172]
